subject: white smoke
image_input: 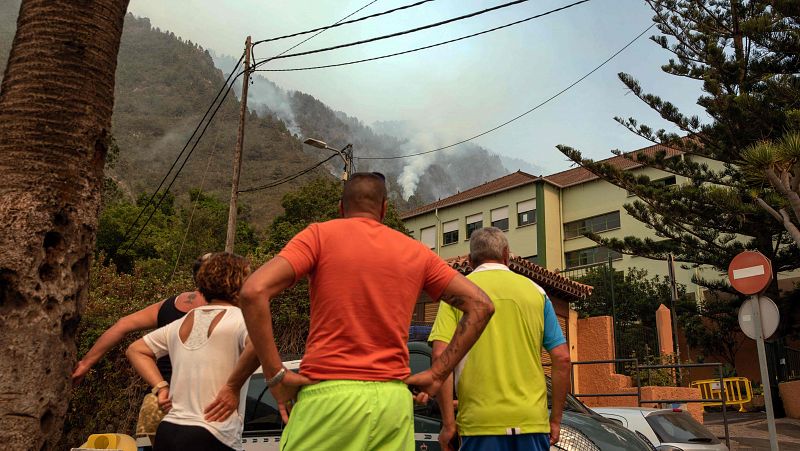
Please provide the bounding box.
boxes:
[395,129,442,199]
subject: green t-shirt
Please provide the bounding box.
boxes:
[429,264,564,436]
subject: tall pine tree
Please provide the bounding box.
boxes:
[556,1,800,347]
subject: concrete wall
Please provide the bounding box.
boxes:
[575,316,703,422]
[779,380,800,419]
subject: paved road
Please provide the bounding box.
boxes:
[704,412,800,450]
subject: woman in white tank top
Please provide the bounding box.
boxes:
[127,252,251,451]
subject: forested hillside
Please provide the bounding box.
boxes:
[213,53,530,210]
[1,3,533,224]
[1,7,328,229]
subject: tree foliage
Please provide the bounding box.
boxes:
[97,186,259,273]
[60,260,192,449]
[741,132,800,246]
[556,1,800,347]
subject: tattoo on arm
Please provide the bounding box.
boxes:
[187,293,196,304]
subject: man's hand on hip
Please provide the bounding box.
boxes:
[271,371,316,424]
[403,369,443,404]
[439,421,457,451]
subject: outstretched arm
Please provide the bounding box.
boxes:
[73,300,163,384]
[405,273,493,398]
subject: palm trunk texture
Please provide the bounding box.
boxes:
[0,1,129,449]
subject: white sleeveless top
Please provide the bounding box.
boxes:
[144,305,248,450]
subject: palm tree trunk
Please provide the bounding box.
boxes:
[0,1,129,449]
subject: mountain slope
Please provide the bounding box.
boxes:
[1,6,328,229]
[212,53,535,209]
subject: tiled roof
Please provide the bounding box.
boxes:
[401,144,683,219]
[445,255,593,301]
[544,143,683,188]
[401,170,539,219]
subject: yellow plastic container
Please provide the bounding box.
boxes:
[75,433,137,451]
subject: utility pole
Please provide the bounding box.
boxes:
[343,144,354,179]
[225,36,251,253]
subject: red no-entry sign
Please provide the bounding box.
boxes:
[728,251,773,295]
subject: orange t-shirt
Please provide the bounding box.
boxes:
[278,217,457,381]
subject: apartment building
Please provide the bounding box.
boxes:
[401,143,713,296]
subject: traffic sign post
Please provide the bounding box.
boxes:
[729,251,779,451]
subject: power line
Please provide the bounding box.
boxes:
[115,53,244,254]
[268,0,381,58]
[252,0,428,46]
[120,61,243,253]
[238,154,339,193]
[358,23,656,161]
[254,0,593,73]
[251,0,539,70]
[121,0,385,252]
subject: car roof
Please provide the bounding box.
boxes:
[252,360,302,375]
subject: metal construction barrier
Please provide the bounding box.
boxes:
[690,377,753,412]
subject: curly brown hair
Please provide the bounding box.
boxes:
[194,252,250,303]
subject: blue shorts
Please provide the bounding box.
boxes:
[461,433,550,451]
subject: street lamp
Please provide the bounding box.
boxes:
[303,138,353,181]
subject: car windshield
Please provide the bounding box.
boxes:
[645,412,719,444]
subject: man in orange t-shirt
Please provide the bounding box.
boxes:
[237,172,494,451]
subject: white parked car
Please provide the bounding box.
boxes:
[592,407,728,451]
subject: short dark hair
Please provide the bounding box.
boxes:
[195,252,250,303]
[192,253,211,283]
[341,172,387,215]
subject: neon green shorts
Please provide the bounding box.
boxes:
[279,380,414,451]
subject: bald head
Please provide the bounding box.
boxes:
[341,172,388,218]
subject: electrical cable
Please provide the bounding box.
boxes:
[121,0,384,252]
[250,0,540,70]
[254,0,593,73]
[115,53,244,253]
[358,22,656,161]
[252,0,424,46]
[120,64,242,253]
[167,108,227,283]
[238,154,339,193]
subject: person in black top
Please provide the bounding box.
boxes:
[72,254,209,384]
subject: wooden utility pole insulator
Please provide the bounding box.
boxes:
[226,36,251,253]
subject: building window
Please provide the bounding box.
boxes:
[421,226,436,249]
[442,220,459,246]
[628,175,677,196]
[465,213,483,239]
[490,206,509,231]
[564,211,621,239]
[564,246,622,269]
[652,175,677,188]
[517,199,536,227]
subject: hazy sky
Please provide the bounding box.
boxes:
[128,0,706,175]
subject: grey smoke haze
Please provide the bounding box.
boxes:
[211,53,529,199]
[128,0,705,176]
[211,51,302,136]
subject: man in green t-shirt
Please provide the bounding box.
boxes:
[429,227,571,451]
